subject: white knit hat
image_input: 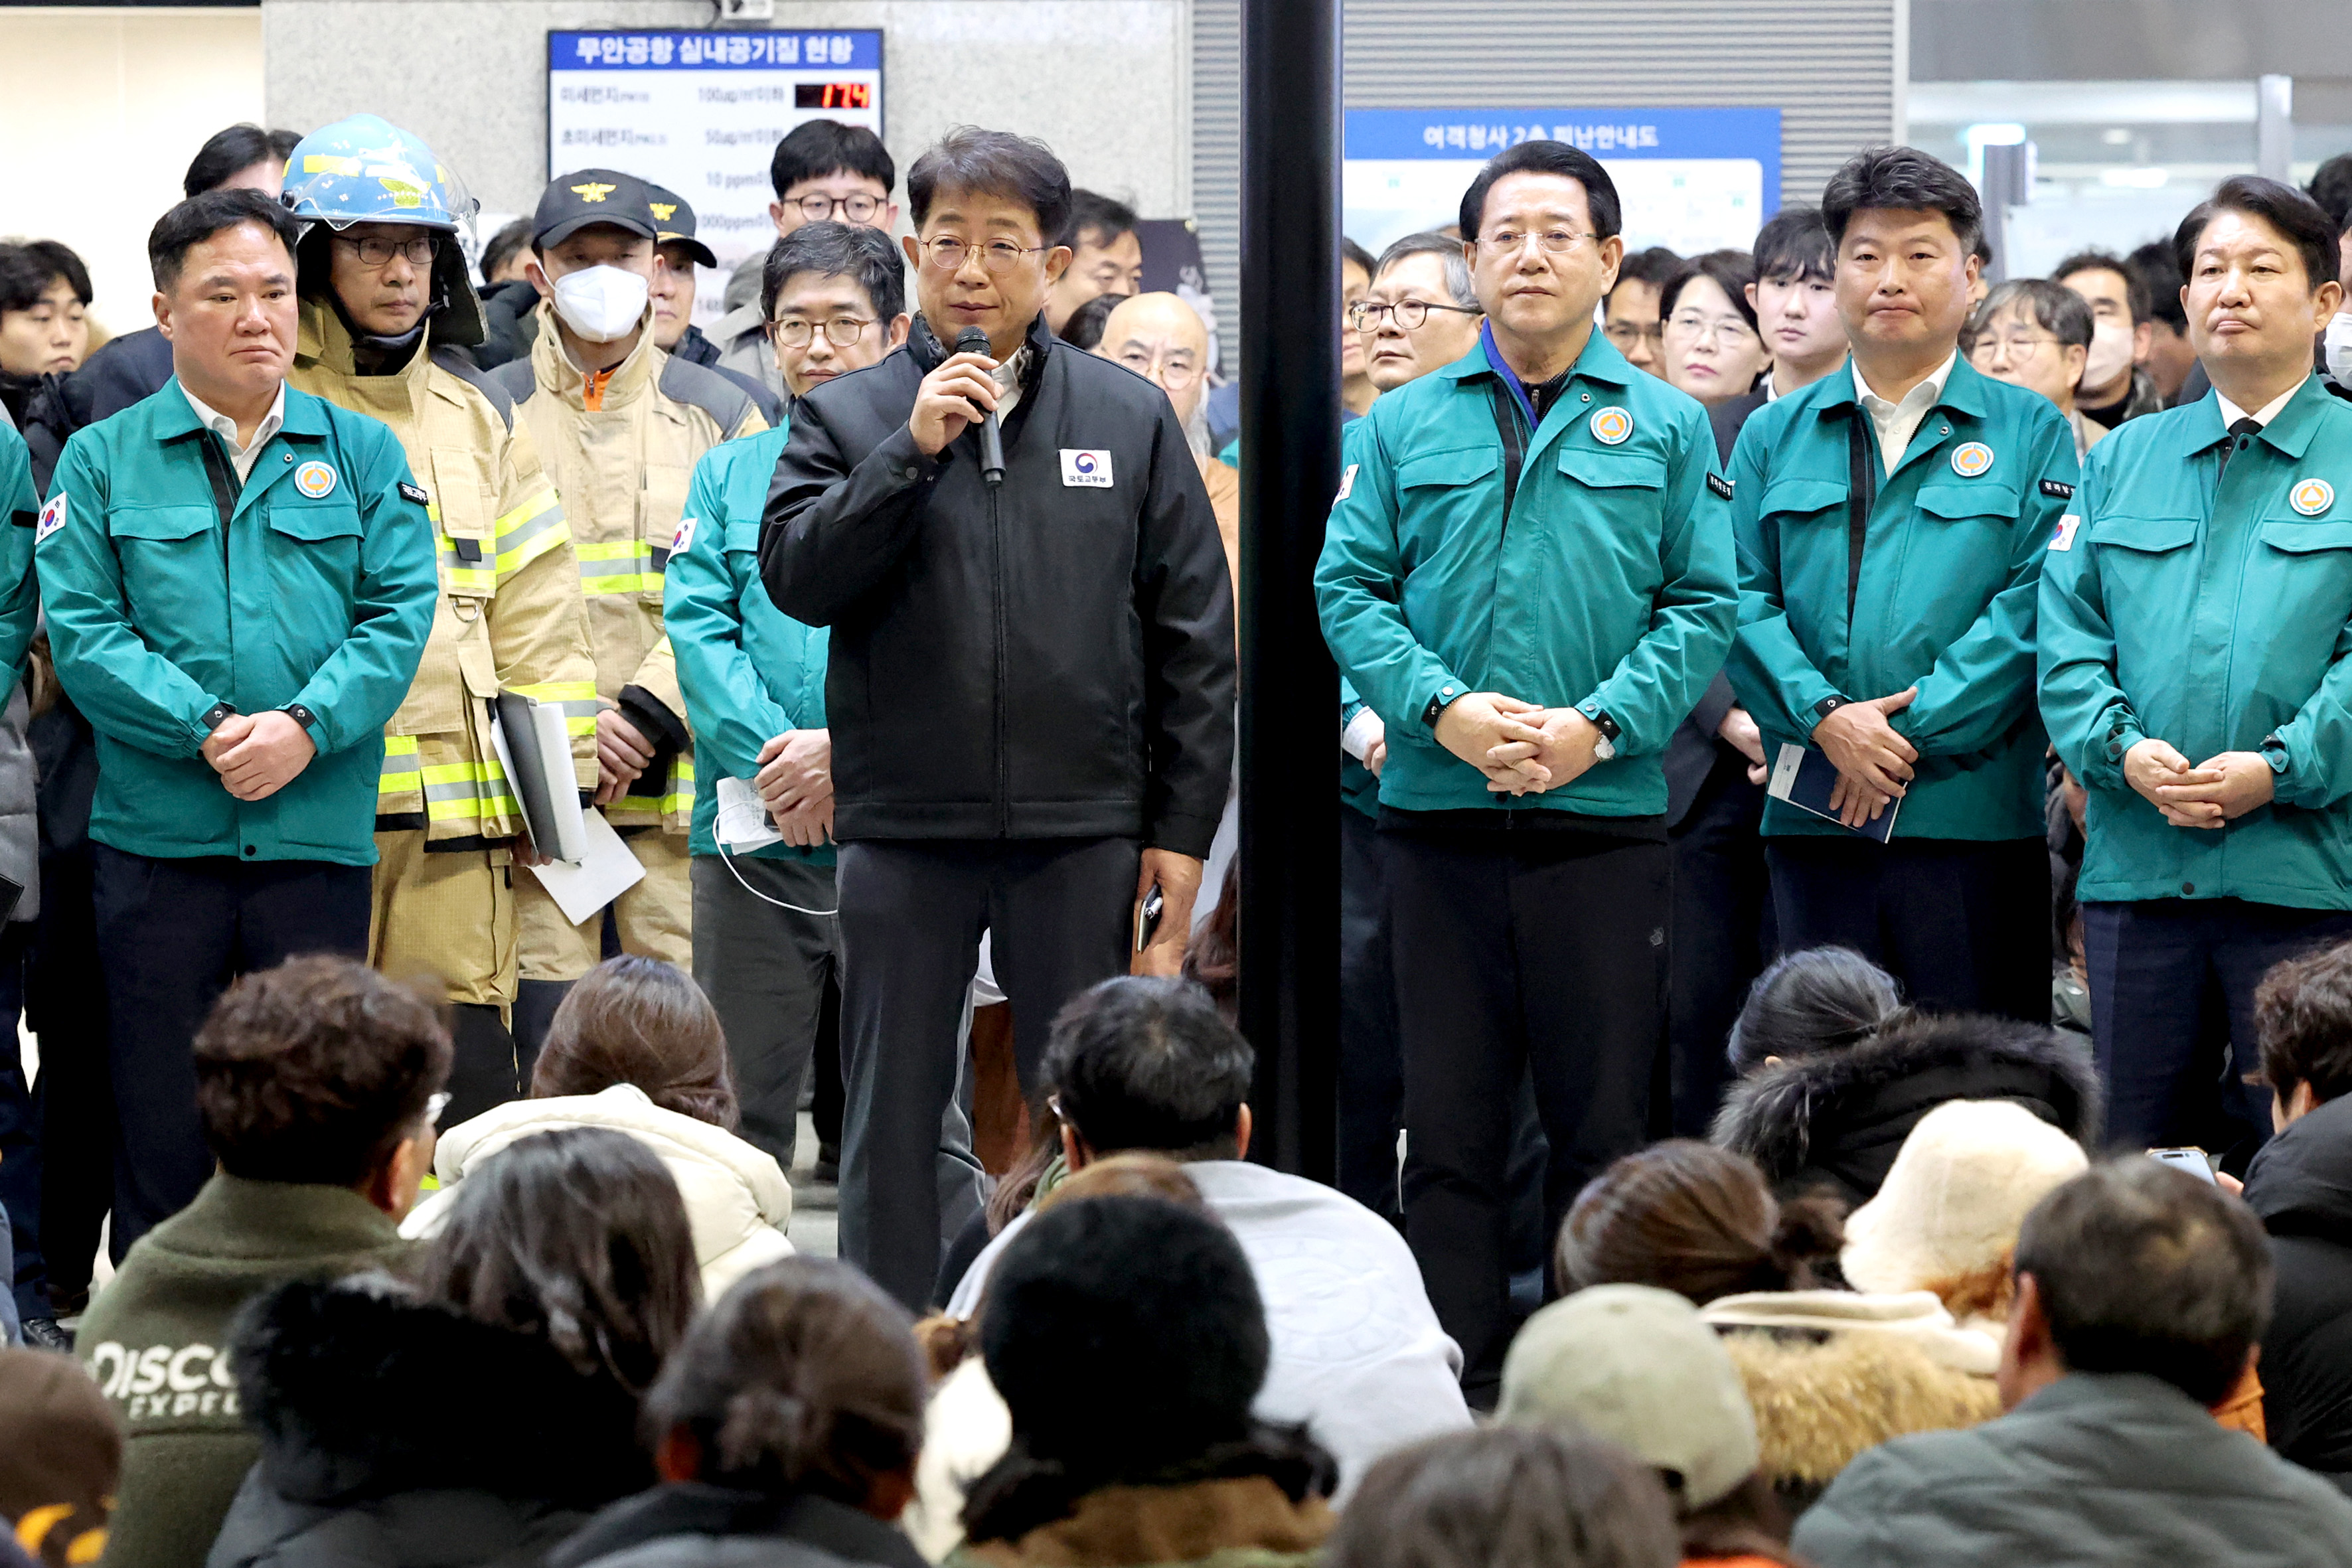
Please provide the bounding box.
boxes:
[1842,1099,2090,1296]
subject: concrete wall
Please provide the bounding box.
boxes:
[262,0,1191,228]
[0,6,266,339]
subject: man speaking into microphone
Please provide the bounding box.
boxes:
[763,127,1235,1306]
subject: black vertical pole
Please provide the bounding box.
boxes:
[1237,0,1340,1179]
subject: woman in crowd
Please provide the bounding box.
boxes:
[1559,1141,2001,1509]
[0,241,92,426]
[2242,937,2352,1481]
[1499,1284,1802,1568]
[1324,1427,1680,1568]
[1713,951,2099,1205]
[551,1257,931,1568]
[210,1127,702,1567]
[1659,251,1770,409]
[955,1194,1334,1568]
[403,957,795,1297]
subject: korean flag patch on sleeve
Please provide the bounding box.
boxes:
[670,515,698,555]
[2049,513,2082,552]
[34,494,64,544]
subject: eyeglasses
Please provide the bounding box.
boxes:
[1476,228,1595,257]
[771,317,874,348]
[1115,349,1200,389]
[333,234,436,268]
[1603,321,1666,349]
[919,236,1052,275]
[1973,331,2063,360]
[1348,299,1480,332]
[1665,311,1761,347]
[791,193,884,223]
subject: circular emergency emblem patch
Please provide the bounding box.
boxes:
[293,461,339,500]
[1950,441,1994,478]
[1589,406,1633,445]
[2292,478,2336,516]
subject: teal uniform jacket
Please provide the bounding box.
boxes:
[39,380,436,866]
[2041,376,2352,911]
[1725,357,2077,841]
[1315,331,1737,819]
[0,424,43,684]
[666,421,833,866]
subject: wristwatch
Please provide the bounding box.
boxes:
[1580,702,1622,761]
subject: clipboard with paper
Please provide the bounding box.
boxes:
[490,691,645,923]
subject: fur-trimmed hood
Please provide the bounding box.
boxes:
[1721,1323,2001,1494]
[1711,1012,2100,1207]
[228,1275,653,1510]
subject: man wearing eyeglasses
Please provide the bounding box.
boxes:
[668,221,909,1180]
[281,118,599,1127]
[1725,147,2075,1027]
[714,121,900,400]
[1317,139,1737,1403]
[489,169,767,1062]
[763,128,1234,1309]
[1601,245,1685,379]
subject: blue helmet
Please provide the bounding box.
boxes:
[280,114,477,240]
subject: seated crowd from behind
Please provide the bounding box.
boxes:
[24,940,2352,1568]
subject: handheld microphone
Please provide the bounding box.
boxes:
[955,326,1008,486]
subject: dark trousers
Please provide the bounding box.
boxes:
[0,924,37,1319]
[29,840,107,1311]
[2084,898,2352,1162]
[836,836,1138,1308]
[443,1005,520,1130]
[1383,828,1668,1401]
[1766,835,2049,1021]
[1338,807,1403,1221]
[692,854,839,1170]
[93,848,370,1255]
[1668,770,1772,1136]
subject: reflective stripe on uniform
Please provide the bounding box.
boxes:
[420,759,520,823]
[495,489,570,580]
[604,752,695,820]
[378,733,422,795]
[575,538,659,596]
[509,678,602,738]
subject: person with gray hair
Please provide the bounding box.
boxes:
[1796,1158,2352,1567]
[1352,232,1483,394]
[1968,277,2098,459]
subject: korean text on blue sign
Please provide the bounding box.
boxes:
[555,31,881,70]
[1348,106,1780,191]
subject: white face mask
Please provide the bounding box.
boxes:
[550,264,649,343]
[2082,317,2135,394]
[2325,313,2352,388]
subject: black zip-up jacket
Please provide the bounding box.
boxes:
[761,311,1234,857]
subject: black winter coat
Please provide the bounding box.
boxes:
[206,1278,655,1568]
[2244,1092,2352,1494]
[761,311,1235,857]
[20,327,175,489]
[1711,1012,2101,1207]
[550,1483,933,1568]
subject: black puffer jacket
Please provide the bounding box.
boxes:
[1711,1012,2101,1206]
[207,1277,655,1568]
[2243,1092,2352,1494]
[761,311,1235,857]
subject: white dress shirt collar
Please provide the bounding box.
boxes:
[183,382,288,485]
[1852,351,1958,473]
[2215,381,2301,430]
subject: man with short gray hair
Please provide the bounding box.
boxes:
[1797,1158,2352,1566]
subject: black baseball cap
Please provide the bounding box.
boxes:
[645,183,718,270]
[534,169,658,249]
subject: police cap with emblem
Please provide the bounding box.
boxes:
[534,168,659,250]
[643,182,718,271]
